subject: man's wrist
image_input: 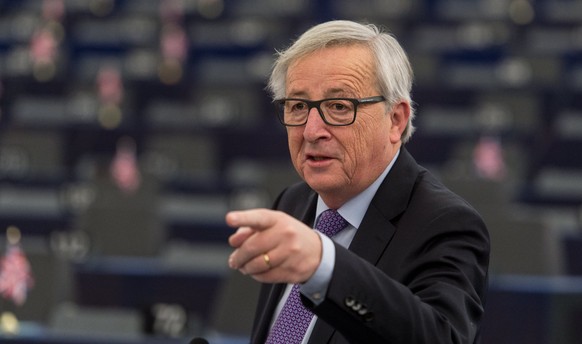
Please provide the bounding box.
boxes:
[300,232,335,304]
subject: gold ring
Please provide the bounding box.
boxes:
[263,253,271,269]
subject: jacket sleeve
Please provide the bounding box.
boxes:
[305,204,490,344]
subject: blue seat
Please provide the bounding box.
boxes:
[482,275,582,344]
[563,232,582,276]
[73,256,225,327]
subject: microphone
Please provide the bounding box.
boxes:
[189,338,209,344]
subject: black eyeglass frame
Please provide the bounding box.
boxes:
[274,96,386,127]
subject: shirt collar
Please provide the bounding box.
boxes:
[316,149,400,229]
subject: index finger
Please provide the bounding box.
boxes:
[225,208,278,231]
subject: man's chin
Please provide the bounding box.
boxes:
[304,176,341,195]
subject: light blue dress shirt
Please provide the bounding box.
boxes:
[268,150,399,343]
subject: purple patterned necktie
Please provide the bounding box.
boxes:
[265,209,347,344]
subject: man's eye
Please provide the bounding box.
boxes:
[289,102,306,111]
[327,101,351,112]
[295,103,306,110]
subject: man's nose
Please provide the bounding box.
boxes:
[303,107,329,141]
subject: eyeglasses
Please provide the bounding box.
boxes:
[274,96,386,126]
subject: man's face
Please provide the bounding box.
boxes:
[285,44,409,208]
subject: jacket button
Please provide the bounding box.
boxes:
[363,312,374,322]
[344,297,355,307]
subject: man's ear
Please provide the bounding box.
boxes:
[389,101,411,143]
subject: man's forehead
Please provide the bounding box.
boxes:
[285,46,375,97]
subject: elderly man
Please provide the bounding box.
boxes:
[226,20,489,344]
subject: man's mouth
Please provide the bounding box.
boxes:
[307,154,331,161]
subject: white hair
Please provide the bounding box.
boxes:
[267,20,416,142]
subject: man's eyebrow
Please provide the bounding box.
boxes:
[286,91,308,98]
[325,88,355,97]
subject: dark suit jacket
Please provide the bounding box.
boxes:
[250,148,490,344]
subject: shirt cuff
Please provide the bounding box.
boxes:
[300,231,335,305]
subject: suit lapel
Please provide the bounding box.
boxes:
[253,186,319,343]
[348,148,419,264]
[251,283,285,343]
[307,205,397,344]
[309,148,420,343]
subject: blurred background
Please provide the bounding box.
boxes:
[0,0,581,343]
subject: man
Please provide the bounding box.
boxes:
[226,20,489,344]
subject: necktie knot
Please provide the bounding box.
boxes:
[316,209,347,237]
